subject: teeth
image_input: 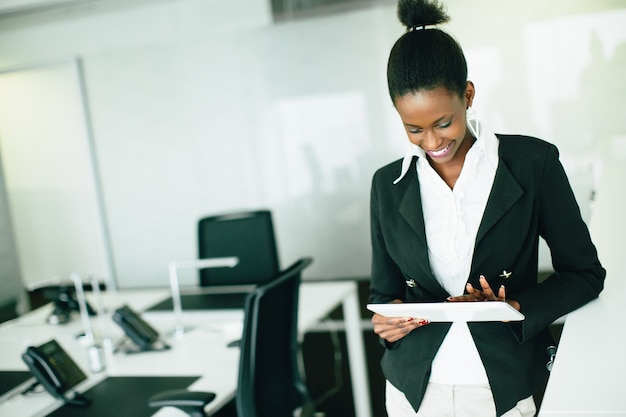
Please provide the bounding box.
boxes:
[430,144,450,156]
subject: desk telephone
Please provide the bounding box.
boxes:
[112,304,170,352]
[21,339,90,406]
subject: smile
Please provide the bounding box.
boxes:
[426,142,453,158]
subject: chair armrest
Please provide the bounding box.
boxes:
[148,389,215,417]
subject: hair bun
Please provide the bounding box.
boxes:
[397,0,450,29]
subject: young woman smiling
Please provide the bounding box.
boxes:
[368,1,605,416]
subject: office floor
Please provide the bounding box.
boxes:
[300,280,386,417]
[302,327,386,417]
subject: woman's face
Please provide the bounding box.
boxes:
[394,84,474,167]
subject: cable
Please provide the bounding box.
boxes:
[20,380,42,395]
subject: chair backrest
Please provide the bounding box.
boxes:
[236,257,314,417]
[197,210,280,287]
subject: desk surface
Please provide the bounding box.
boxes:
[538,288,626,417]
[538,156,626,416]
[0,281,359,417]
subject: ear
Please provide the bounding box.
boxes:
[464,81,475,108]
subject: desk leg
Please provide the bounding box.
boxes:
[342,284,372,417]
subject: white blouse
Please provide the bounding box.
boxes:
[395,118,499,384]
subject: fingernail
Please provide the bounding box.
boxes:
[405,317,414,322]
[419,319,429,325]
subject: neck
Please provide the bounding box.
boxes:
[429,132,476,189]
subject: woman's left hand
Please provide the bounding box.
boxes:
[447,275,520,311]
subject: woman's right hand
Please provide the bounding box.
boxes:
[371,299,430,343]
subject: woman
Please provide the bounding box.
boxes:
[368,1,606,416]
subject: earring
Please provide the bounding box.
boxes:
[466,106,480,138]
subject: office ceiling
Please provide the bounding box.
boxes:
[0,0,396,21]
[0,0,161,18]
[272,0,395,21]
[0,0,86,16]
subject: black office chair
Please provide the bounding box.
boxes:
[197,210,280,287]
[148,257,316,417]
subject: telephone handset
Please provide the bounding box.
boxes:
[112,304,170,352]
[21,339,90,406]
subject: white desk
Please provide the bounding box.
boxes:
[538,152,626,416]
[538,289,625,417]
[0,281,372,417]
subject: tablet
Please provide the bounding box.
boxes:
[366,301,524,322]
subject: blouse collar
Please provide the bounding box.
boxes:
[392,118,499,184]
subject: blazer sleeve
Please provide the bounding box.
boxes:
[512,144,606,341]
[368,169,406,305]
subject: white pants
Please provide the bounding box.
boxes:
[386,381,536,417]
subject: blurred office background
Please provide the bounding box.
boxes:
[0,0,625,304]
[1,1,625,415]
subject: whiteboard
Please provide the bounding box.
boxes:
[0,60,113,289]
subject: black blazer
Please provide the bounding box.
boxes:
[369,134,605,416]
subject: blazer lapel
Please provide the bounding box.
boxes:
[398,172,448,299]
[476,160,524,243]
[399,175,426,242]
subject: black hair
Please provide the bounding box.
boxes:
[387,0,468,103]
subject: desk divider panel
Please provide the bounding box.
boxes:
[0,371,32,397]
[146,293,249,312]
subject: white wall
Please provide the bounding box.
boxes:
[0,0,624,288]
[0,61,112,289]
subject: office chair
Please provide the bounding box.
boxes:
[197,210,280,287]
[148,257,315,417]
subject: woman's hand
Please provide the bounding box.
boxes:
[447,275,521,311]
[371,299,430,343]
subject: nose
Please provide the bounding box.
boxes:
[420,129,443,150]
